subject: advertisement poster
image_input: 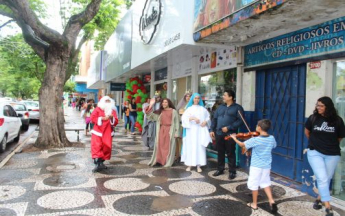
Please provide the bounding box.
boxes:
[193,0,286,42]
[245,16,345,68]
[198,47,237,73]
[193,0,258,32]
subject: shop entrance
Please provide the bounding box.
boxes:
[255,64,306,181]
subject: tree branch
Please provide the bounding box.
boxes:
[0,19,14,29]
[0,7,15,19]
[17,21,49,61]
[2,0,63,45]
[63,0,102,41]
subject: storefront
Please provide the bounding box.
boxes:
[197,46,237,116]
[117,0,236,107]
[244,16,345,201]
[74,83,99,103]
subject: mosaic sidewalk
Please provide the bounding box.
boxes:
[0,108,344,216]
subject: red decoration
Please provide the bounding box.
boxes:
[135,96,142,104]
[133,85,139,93]
[137,108,143,112]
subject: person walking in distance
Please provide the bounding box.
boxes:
[230,119,278,213]
[305,96,345,216]
[84,103,94,136]
[210,89,244,180]
[129,97,137,135]
[90,96,118,172]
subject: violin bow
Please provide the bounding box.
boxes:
[237,110,252,157]
[238,110,251,133]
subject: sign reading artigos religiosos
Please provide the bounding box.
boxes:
[139,0,162,44]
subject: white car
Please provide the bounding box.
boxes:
[22,101,40,120]
[0,102,22,152]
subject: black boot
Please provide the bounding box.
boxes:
[99,159,108,169]
[92,158,103,173]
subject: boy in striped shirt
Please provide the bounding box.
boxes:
[230,119,278,213]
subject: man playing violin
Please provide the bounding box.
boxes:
[210,89,244,180]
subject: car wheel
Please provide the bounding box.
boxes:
[0,135,7,153]
[22,124,29,131]
[14,130,20,142]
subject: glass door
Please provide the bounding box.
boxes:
[332,60,345,200]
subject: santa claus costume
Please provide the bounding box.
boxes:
[90,96,118,172]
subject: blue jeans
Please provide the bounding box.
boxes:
[124,116,130,130]
[129,115,137,133]
[307,149,340,202]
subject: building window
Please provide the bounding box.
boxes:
[199,68,237,116]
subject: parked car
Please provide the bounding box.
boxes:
[22,101,40,121]
[0,102,22,152]
[10,102,30,131]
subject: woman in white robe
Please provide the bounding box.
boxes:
[181,93,212,172]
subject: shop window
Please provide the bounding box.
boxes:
[172,76,192,106]
[155,82,167,99]
[332,60,345,201]
[199,68,237,116]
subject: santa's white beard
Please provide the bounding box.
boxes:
[104,103,113,116]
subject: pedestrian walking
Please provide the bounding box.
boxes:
[122,100,131,133]
[210,89,244,180]
[90,96,118,172]
[145,98,180,167]
[84,103,94,136]
[305,96,345,216]
[181,93,211,172]
[129,98,137,135]
[230,119,278,213]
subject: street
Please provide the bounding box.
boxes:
[0,121,38,163]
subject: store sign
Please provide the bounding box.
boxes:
[193,0,286,42]
[155,68,167,81]
[104,11,132,82]
[143,74,151,83]
[309,61,322,69]
[198,47,237,74]
[245,17,345,68]
[110,83,126,91]
[139,0,162,44]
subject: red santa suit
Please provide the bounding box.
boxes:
[91,106,118,160]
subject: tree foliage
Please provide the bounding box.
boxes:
[0,34,43,99]
[60,0,123,50]
[125,0,135,9]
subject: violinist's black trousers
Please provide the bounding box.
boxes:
[216,135,237,173]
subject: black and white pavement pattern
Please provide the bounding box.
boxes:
[0,108,344,216]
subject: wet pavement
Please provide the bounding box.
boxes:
[0,108,344,216]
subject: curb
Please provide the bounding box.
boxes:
[0,130,37,169]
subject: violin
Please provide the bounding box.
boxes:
[224,131,260,140]
[223,110,259,157]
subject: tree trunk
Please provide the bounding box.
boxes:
[35,45,71,148]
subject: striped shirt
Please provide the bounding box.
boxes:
[244,135,277,169]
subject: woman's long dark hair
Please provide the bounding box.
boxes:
[131,98,136,105]
[313,96,339,126]
[86,104,93,114]
[154,98,175,115]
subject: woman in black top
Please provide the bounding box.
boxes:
[305,96,345,216]
[129,98,137,135]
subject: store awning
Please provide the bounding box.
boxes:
[194,0,345,46]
